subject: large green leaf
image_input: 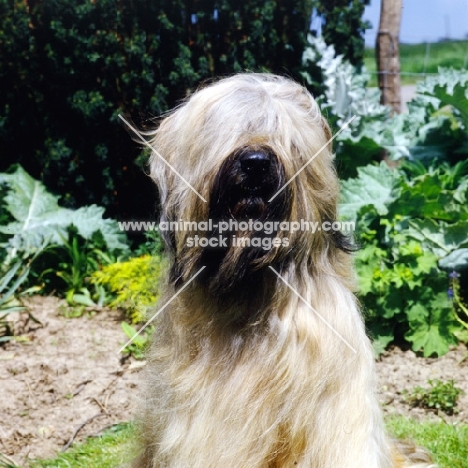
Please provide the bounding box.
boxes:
[0,166,128,258]
[339,162,399,221]
[420,68,468,131]
[407,219,468,258]
[405,299,459,357]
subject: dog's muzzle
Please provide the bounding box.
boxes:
[239,151,271,193]
[209,148,284,221]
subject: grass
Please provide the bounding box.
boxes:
[386,415,468,468]
[14,417,468,468]
[27,423,136,468]
[364,39,468,86]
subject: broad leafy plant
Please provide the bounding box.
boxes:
[0,165,128,262]
[340,161,468,356]
[0,165,129,314]
[303,37,468,177]
[306,39,468,356]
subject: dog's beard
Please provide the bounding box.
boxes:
[203,149,291,297]
[170,148,292,306]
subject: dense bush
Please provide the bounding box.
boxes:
[314,0,370,67]
[1,0,320,222]
[0,165,129,321]
[91,254,166,323]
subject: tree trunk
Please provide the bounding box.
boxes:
[376,0,403,114]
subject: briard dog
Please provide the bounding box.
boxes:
[133,74,435,467]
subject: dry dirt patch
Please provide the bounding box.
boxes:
[0,297,142,466]
[1,296,468,466]
[377,344,468,423]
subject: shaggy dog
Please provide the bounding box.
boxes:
[133,74,435,468]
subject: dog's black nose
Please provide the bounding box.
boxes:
[240,152,270,177]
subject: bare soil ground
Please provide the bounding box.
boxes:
[1,296,467,467]
[377,343,468,422]
[0,297,142,467]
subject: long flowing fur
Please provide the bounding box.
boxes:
[133,74,436,468]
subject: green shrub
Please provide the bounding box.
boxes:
[340,161,468,356]
[91,255,165,323]
[314,50,468,356]
[33,227,122,305]
[404,379,464,415]
[315,0,370,67]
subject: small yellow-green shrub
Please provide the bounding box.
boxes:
[91,255,165,322]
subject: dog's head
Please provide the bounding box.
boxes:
[149,74,352,299]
